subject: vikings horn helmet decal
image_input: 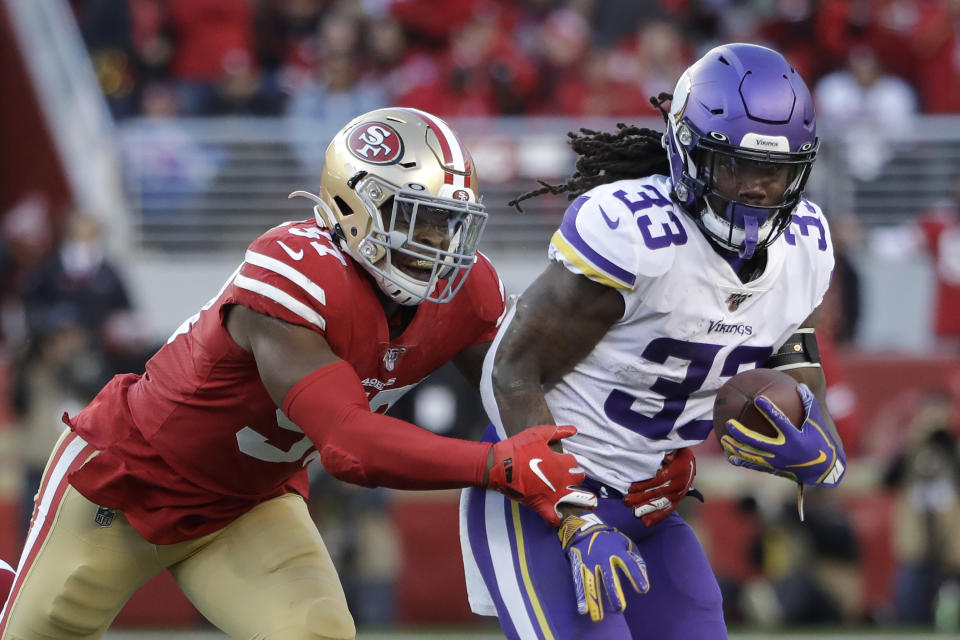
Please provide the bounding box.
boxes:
[291,107,487,305]
[664,43,818,258]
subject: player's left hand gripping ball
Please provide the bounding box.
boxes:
[558,513,650,622]
[721,383,846,486]
[487,425,597,526]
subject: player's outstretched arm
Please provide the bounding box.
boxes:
[225,304,591,524]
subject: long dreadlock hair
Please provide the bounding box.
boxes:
[508,93,674,213]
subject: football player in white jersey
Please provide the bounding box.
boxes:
[460,43,847,639]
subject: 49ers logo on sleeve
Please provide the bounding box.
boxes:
[347,122,404,164]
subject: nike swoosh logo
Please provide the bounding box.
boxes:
[529,458,556,491]
[598,205,619,229]
[788,449,827,467]
[277,240,304,260]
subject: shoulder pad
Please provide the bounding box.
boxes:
[783,199,835,301]
[785,200,833,254]
[550,178,682,289]
[459,252,507,326]
[228,220,351,332]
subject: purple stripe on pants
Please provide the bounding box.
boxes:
[464,426,728,639]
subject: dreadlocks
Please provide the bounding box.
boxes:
[508,94,674,213]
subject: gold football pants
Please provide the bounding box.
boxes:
[0,431,355,640]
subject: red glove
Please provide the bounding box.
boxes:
[623,448,702,526]
[487,425,597,526]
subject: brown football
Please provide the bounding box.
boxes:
[712,368,804,443]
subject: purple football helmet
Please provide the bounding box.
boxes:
[664,43,818,258]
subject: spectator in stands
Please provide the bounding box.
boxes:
[0,195,55,349]
[436,5,538,115]
[72,0,140,119]
[526,8,592,115]
[21,212,137,366]
[14,210,147,533]
[740,489,862,627]
[590,0,666,49]
[606,19,691,115]
[253,0,326,109]
[871,173,960,353]
[910,0,960,113]
[165,0,257,115]
[366,16,446,113]
[914,187,960,351]
[387,0,489,46]
[813,45,917,180]
[285,10,388,123]
[758,0,821,83]
[883,389,960,625]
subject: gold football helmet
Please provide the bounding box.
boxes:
[291,107,486,305]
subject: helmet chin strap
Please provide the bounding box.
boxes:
[738,211,760,259]
[720,200,769,260]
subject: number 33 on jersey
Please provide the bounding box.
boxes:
[539,174,833,491]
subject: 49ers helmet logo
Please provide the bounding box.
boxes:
[452,189,470,201]
[347,122,404,164]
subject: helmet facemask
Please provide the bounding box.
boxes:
[690,137,816,258]
[353,176,487,305]
[293,107,487,306]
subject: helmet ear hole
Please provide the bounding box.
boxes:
[333,196,353,215]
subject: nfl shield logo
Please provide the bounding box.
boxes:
[94,506,115,528]
[383,347,406,372]
[725,293,752,311]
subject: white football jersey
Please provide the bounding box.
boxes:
[481,174,834,493]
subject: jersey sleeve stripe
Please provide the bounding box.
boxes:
[557,198,637,288]
[551,231,632,290]
[233,274,327,330]
[244,250,326,306]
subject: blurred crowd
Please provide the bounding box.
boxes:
[71,0,960,121]
[3,0,960,632]
[0,197,156,533]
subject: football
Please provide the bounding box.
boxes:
[712,368,804,442]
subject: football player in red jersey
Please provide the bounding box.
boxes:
[0,108,599,640]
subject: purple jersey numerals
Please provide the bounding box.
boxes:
[603,339,773,442]
[612,187,688,250]
[783,202,827,251]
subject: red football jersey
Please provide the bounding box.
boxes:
[67,220,505,543]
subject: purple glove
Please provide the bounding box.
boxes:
[720,383,846,486]
[557,513,650,622]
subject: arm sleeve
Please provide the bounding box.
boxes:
[284,360,492,490]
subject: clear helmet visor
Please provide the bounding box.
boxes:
[357,179,487,305]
